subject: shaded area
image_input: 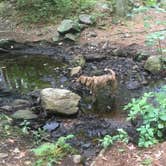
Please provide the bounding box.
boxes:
[0,55,67,94]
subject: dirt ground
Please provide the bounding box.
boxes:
[0,126,35,166]
[91,142,166,166]
[0,7,166,166]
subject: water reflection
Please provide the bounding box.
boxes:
[0,55,67,93]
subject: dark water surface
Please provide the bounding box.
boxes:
[0,54,67,94]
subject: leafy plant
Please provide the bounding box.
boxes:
[32,128,50,145]
[124,86,166,147]
[20,120,31,134]
[100,135,114,149]
[142,158,152,166]
[32,134,75,166]
[100,129,129,149]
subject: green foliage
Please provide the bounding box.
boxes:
[141,158,152,166]
[32,134,75,166]
[20,120,31,134]
[32,128,50,145]
[100,129,129,149]
[15,0,97,23]
[124,86,166,147]
[100,135,114,149]
[0,113,12,135]
[143,0,157,6]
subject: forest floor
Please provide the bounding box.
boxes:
[0,7,166,166]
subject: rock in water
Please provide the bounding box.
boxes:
[40,88,81,115]
[144,55,163,74]
[70,66,82,76]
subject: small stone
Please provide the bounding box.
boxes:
[52,32,61,42]
[24,161,32,165]
[43,121,59,132]
[70,54,86,67]
[0,153,8,159]
[87,32,97,37]
[65,33,78,42]
[79,14,94,25]
[12,109,38,120]
[126,81,141,90]
[73,155,82,164]
[70,66,82,76]
[12,99,30,106]
[57,19,80,34]
[0,105,13,111]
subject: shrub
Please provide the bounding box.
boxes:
[100,129,129,149]
[32,134,75,166]
[124,86,166,147]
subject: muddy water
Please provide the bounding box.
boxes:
[0,54,68,94]
[0,54,165,119]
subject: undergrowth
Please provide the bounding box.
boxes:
[100,129,129,149]
[32,134,76,166]
[15,0,97,23]
[124,85,166,148]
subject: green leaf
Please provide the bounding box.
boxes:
[158,123,164,129]
[159,115,166,121]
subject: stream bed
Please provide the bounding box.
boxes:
[0,43,165,164]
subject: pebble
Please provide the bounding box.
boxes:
[73,155,82,164]
[0,153,8,159]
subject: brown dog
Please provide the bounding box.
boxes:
[77,69,117,96]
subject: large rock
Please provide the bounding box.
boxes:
[144,55,163,74]
[57,19,81,34]
[40,88,81,115]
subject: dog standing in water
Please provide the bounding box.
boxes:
[77,68,117,98]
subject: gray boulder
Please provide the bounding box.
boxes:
[57,19,80,34]
[12,109,38,120]
[79,14,94,25]
[144,55,164,74]
[40,88,81,115]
